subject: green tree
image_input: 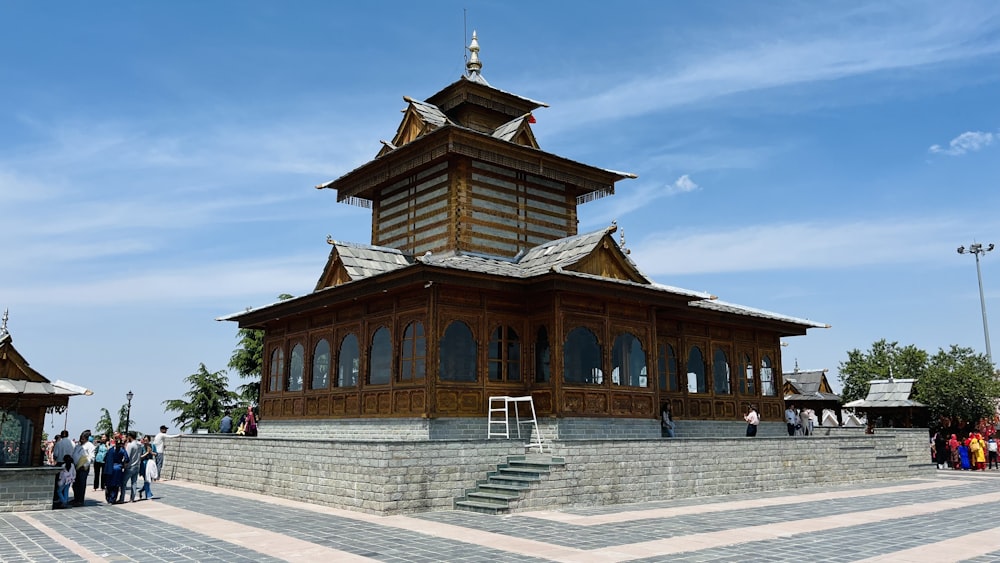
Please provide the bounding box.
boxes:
[117,404,135,434]
[228,293,293,406]
[95,408,114,437]
[162,363,238,433]
[913,345,1000,426]
[838,339,928,403]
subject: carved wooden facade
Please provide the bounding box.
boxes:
[226,35,825,424]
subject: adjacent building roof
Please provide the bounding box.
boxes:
[0,331,92,398]
[843,378,925,408]
[783,369,842,402]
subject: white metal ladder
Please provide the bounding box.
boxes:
[487,395,547,452]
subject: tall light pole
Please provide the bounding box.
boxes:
[125,390,134,435]
[958,243,995,366]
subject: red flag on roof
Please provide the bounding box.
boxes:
[528,114,536,124]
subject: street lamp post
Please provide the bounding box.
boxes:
[958,243,995,366]
[125,390,134,434]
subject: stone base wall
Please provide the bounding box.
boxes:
[259,417,806,441]
[0,467,60,512]
[163,429,935,516]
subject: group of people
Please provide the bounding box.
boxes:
[932,431,999,471]
[784,404,817,436]
[49,425,178,508]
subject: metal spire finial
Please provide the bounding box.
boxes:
[0,309,7,336]
[466,30,486,82]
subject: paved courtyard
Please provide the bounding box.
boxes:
[2,470,1000,562]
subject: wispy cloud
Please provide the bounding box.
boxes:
[631,216,997,276]
[0,255,322,307]
[579,174,701,229]
[542,7,1000,130]
[928,130,997,155]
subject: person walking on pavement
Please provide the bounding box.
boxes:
[93,436,108,490]
[119,431,142,503]
[785,404,797,436]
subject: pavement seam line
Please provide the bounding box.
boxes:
[17,513,106,563]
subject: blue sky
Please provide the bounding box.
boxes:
[2,2,999,436]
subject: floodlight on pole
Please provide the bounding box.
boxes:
[957,242,995,366]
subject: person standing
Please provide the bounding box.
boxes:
[152,425,180,478]
[93,436,108,490]
[785,404,797,436]
[119,431,142,503]
[104,439,129,504]
[56,455,75,509]
[744,405,760,437]
[70,431,93,506]
[220,410,233,434]
[52,430,73,465]
[660,404,675,438]
[139,436,156,500]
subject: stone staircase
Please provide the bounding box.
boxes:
[454,454,565,514]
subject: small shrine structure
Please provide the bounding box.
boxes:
[223,34,828,440]
[843,377,928,429]
[782,365,842,426]
[0,311,91,510]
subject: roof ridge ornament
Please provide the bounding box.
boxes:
[465,31,489,85]
[0,308,7,336]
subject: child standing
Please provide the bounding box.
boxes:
[57,455,75,508]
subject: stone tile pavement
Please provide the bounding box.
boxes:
[3,470,1000,562]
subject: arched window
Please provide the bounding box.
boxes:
[368,327,391,385]
[337,334,359,387]
[440,321,477,382]
[269,348,285,392]
[761,355,776,396]
[488,326,520,382]
[535,327,551,383]
[287,343,304,391]
[658,343,679,392]
[713,347,731,394]
[311,339,330,389]
[687,346,707,393]
[739,353,755,395]
[563,327,602,385]
[399,321,426,381]
[612,333,646,387]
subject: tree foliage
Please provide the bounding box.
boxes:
[94,408,114,437]
[913,345,1000,425]
[228,293,293,406]
[838,339,928,403]
[162,363,238,433]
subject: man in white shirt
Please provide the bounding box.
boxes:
[784,405,797,436]
[52,430,73,465]
[152,425,180,478]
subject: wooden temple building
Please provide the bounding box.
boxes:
[224,34,828,439]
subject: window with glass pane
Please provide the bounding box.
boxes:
[440,321,477,382]
[713,347,731,394]
[287,344,304,391]
[368,327,391,385]
[399,321,426,381]
[612,333,646,387]
[563,327,602,384]
[312,339,330,389]
[739,353,755,395]
[761,355,775,396]
[535,327,551,383]
[687,346,707,393]
[269,348,284,392]
[337,334,359,387]
[488,326,520,381]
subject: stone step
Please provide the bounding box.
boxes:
[496,466,548,477]
[465,491,517,505]
[487,473,540,487]
[467,488,521,502]
[454,499,508,514]
[476,482,526,495]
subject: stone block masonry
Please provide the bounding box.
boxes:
[0,466,60,512]
[164,427,934,516]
